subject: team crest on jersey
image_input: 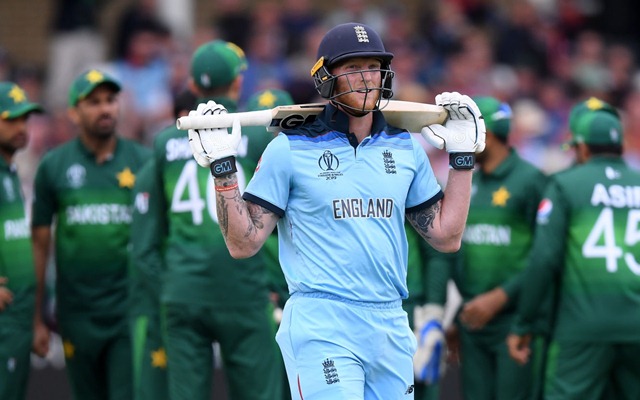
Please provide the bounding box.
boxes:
[7,357,16,372]
[382,150,396,174]
[536,198,553,224]
[322,358,340,385]
[66,164,86,188]
[3,177,14,201]
[605,166,621,180]
[492,186,511,207]
[134,192,149,214]
[117,167,136,188]
[317,150,343,181]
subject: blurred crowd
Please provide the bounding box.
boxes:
[2,0,640,193]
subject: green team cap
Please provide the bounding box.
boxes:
[568,97,619,134]
[473,96,511,138]
[0,81,43,119]
[569,110,623,147]
[246,88,294,112]
[243,89,294,167]
[68,69,121,106]
[191,40,247,90]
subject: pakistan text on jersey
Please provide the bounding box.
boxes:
[4,218,29,240]
[332,198,394,220]
[591,183,640,208]
[66,204,132,225]
[463,224,511,245]
[165,137,193,162]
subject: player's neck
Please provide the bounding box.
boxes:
[80,133,117,164]
[480,145,510,174]
[0,147,16,166]
[347,112,373,143]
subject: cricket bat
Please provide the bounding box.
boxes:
[176,100,448,133]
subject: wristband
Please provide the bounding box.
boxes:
[449,153,475,170]
[215,183,238,192]
[210,156,237,177]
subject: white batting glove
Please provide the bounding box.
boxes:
[187,101,242,175]
[413,304,446,385]
[421,92,486,169]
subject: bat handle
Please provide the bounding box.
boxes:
[176,110,273,130]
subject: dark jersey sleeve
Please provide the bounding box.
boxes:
[511,178,567,335]
[130,159,167,306]
[31,153,57,227]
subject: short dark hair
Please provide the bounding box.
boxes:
[588,144,623,156]
[173,89,197,119]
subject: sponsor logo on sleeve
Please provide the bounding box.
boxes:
[536,198,553,224]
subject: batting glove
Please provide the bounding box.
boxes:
[421,92,486,170]
[187,101,242,177]
[413,304,446,385]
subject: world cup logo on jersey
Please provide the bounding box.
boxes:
[317,150,343,181]
[319,150,339,171]
[66,164,86,188]
[3,177,14,201]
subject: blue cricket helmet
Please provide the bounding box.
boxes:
[311,22,395,100]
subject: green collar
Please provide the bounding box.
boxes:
[74,136,123,162]
[196,96,238,113]
[481,148,519,179]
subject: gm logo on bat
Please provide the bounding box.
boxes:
[272,114,318,130]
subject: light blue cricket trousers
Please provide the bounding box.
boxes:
[276,292,417,400]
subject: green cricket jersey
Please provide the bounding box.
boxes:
[154,97,269,307]
[513,156,640,342]
[130,159,165,317]
[0,158,35,325]
[405,224,451,307]
[31,137,151,316]
[455,150,547,313]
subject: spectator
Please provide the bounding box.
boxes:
[44,0,107,112]
[104,16,173,144]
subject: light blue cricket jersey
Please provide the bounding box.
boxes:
[244,104,443,303]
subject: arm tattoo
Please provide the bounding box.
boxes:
[216,188,272,241]
[407,200,441,239]
[215,176,239,238]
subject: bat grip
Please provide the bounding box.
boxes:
[176,110,273,130]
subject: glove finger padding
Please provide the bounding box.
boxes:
[420,124,446,150]
[187,101,243,169]
[188,112,215,168]
[421,92,486,155]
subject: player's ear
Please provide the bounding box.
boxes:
[67,106,80,125]
[229,74,244,101]
[187,78,199,97]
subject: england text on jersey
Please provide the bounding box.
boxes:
[332,198,394,220]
